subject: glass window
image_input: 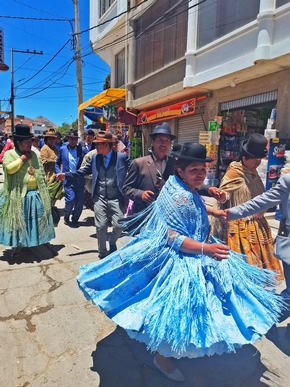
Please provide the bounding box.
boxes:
[197,0,260,48]
[116,49,125,87]
[99,0,115,17]
[135,0,188,80]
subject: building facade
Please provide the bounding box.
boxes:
[89,0,290,148]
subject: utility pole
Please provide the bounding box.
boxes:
[72,0,85,139]
[10,49,43,131]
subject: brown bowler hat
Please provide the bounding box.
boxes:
[44,128,57,138]
[95,131,113,143]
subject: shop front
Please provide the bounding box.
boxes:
[136,95,208,152]
[218,91,278,181]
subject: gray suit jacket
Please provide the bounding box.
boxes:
[229,173,290,229]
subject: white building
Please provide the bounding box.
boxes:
[89,0,290,149]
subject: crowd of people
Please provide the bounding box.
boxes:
[0,122,289,382]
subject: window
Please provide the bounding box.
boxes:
[116,49,125,87]
[135,0,188,79]
[276,0,290,7]
[197,0,260,48]
[99,0,115,17]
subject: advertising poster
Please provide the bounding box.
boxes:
[266,138,286,190]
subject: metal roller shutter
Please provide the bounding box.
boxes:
[177,114,205,144]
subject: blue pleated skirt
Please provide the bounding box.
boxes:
[77,237,284,359]
[0,190,55,247]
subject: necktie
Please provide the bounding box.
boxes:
[103,155,108,168]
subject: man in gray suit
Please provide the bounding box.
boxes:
[57,131,131,259]
[123,122,176,214]
[227,172,290,299]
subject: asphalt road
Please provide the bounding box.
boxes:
[0,165,290,387]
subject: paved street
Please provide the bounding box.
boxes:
[0,166,290,387]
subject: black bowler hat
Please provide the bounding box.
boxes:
[172,142,213,162]
[13,124,33,138]
[242,133,268,159]
[149,122,176,140]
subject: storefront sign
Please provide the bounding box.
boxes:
[0,28,9,71]
[137,96,207,125]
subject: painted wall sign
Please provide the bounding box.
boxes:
[137,96,207,125]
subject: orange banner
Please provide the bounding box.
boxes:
[137,96,207,125]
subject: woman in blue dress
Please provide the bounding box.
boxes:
[77,142,283,382]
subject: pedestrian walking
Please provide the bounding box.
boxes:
[55,129,85,228]
[76,142,283,382]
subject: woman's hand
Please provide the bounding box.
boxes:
[20,152,31,162]
[55,173,65,182]
[208,187,227,203]
[204,242,230,261]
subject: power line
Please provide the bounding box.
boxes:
[0,15,73,22]
[17,39,72,88]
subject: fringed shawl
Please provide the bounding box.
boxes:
[211,161,266,239]
[219,161,265,207]
[0,148,52,235]
[124,175,210,263]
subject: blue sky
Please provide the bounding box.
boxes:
[0,0,110,127]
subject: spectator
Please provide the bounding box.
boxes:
[0,135,14,163]
[123,122,176,214]
[55,129,85,228]
[79,129,96,154]
[31,136,40,154]
[40,129,63,226]
[211,133,283,279]
[55,132,63,151]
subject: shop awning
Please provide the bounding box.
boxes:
[78,88,126,112]
[83,107,103,122]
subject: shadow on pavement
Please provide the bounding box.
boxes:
[0,243,65,265]
[91,326,267,387]
[265,324,290,356]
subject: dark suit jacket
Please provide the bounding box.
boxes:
[123,154,175,213]
[65,150,131,200]
[79,141,96,154]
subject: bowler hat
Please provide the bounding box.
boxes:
[13,124,33,138]
[149,122,176,140]
[95,131,113,143]
[242,133,267,159]
[44,128,57,138]
[172,142,213,162]
[67,130,79,138]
